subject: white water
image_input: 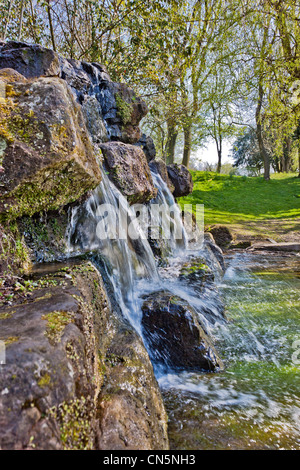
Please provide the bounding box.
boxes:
[66,165,224,339]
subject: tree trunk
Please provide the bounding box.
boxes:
[255,84,270,180]
[47,0,56,52]
[182,125,192,168]
[18,0,25,41]
[298,142,300,178]
[3,0,13,40]
[165,122,178,165]
[282,137,291,173]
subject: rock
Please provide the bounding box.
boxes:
[0,262,110,450]
[0,42,148,147]
[100,142,157,204]
[207,225,233,250]
[141,291,223,373]
[99,82,148,144]
[0,41,60,78]
[136,134,157,162]
[0,261,169,450]
[167,163,193,198]
[179,259,215,287]
[0,68,26,83]
[0,75,102,220]
[203,232,226,273]
[81,95,108,143]
[250,242,300,252]
[98,322,169,450]
[149,159,175,193]
[229,240,252,249]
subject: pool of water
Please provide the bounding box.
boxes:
[159,251,300,450]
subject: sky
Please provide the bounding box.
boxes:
[195,140,234,166]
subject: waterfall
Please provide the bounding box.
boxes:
[66,164,224,341]
[66,166,160,331]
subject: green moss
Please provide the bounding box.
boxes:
[115,93,133,125]
[48,397,94,450]
[42,310,74,345]
[1,336,19,346]
[38,373,51,388]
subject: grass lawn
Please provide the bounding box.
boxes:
[178,171,300,242]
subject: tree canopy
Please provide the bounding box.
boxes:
[1,0,300,178]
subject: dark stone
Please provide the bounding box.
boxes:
[0,262,169,450]
[100,141,157,204]
[141,291,223,373]
[149,159,175,193]
[167,164,193,198]
[0,41,60,78]
[208,226,233,250]
[136,134,157,162]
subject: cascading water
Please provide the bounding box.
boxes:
[66,163,224,341]
[65,161,300,450]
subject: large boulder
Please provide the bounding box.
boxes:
[98,322,169,450]
[207,225,234,250]
[100,141,157,204]
[167,163,193,198]
[0,42,149,146]
[136,134,157,162]
[0,41,60,78]
[149,159,175,193]
[0,261,169,450]
[0,74,102,220]
[141,291,223,373]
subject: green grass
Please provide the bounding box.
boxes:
[178,171,300,226]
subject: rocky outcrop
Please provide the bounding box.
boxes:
[207,225,234,250]
[0,261,169,450]
[136,134,157,162]
[141,291,224,373]
[0,41,60,78]
[100,142,157,204]
[149,159,175,193]
[0,73,102,220]
[167,163,193,198]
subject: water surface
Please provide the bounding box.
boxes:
[160,252,300,450]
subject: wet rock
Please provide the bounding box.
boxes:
[98,321,169,450]
[0,41,60,78]
[0,75,102,220]
[100,141,157,204]
[149,159,175,193]
[0,261,110,450]
[141,291,223,373]
[136,134,157,162]
[81,95,108,143]
[204,232,226,273]
[207,226,233,250]
[98,82,148,144]
[0,261,169,450]
[167,163,193,198]
[179,259,214,287]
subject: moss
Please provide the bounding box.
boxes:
[0,311,15,320]
[1,336,19,346]
[42,310,74,345]
[0,222,31,276]
[37,373,51,388]
[115,93,133,125]
[48,397,94,450]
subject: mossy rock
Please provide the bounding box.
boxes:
[0,76,101,221]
